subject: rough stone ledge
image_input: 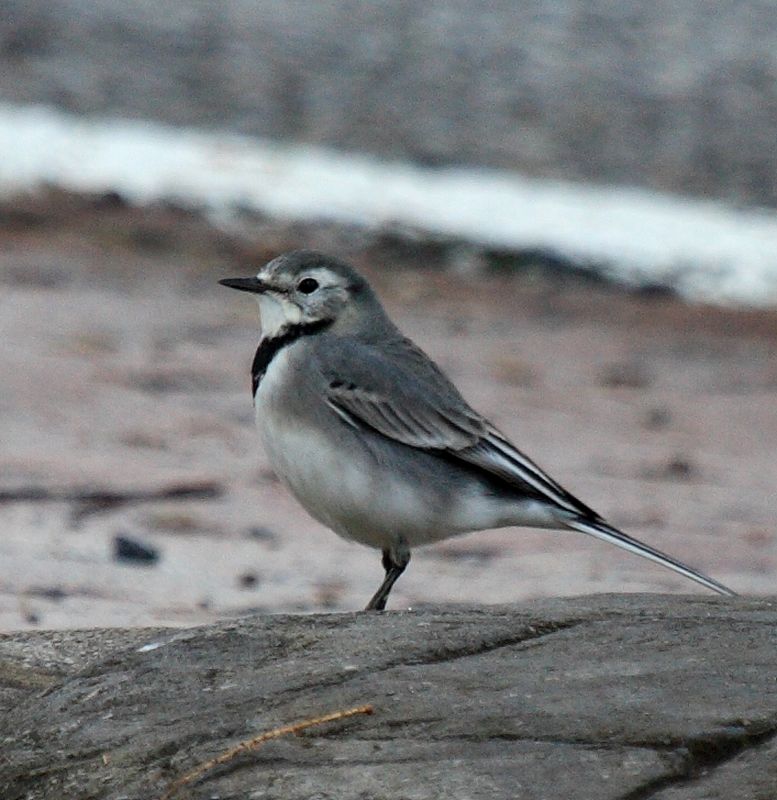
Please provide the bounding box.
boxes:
[0,594,775,800]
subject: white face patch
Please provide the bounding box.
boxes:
[255,292,302,337]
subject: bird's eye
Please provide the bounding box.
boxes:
[297,277,319,294]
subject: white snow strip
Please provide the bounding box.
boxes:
[2,102,777,305]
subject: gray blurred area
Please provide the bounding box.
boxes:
[1,0,776,206]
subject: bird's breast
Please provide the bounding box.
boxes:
[256,403,386,543]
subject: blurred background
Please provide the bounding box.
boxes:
[1,1,776,630]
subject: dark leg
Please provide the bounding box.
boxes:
[365,541,410,611]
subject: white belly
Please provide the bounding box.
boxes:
[258,413,438,546]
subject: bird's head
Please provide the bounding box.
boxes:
[219,250,386,337]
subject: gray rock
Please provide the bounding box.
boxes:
[1,595,775,799]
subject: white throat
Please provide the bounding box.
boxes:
[255,293,302,337]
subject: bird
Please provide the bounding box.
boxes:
[220,250,735,610]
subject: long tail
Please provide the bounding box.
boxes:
[565,518,737,596]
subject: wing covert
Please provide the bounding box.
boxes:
[318,333,597,518]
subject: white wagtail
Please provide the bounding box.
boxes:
[220,250,735,609]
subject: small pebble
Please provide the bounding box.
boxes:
[113,535,159,565]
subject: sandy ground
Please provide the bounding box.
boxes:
[1,192,775,631]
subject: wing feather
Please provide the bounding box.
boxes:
[320,334,595,517]
[327,383,480,449]
[456,429,598,517]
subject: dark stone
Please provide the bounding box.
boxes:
[113,534,159,565]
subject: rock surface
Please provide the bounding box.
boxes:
[1,595,776,800]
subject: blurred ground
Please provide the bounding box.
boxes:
[1,191,775,631]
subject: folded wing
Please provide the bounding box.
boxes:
[320,334,596,518]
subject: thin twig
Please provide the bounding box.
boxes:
[159,704,374,800]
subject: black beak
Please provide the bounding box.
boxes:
[218,276,270,294]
